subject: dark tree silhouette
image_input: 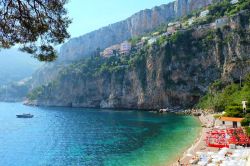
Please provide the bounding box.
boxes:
[0,0,71,61]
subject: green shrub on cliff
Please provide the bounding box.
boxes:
[197,74,250,112]
[27,86,45,100]
[227,0,250,16]
[208,0,231,18]
[224,105,244,117]
[156,35,167,46]
[241,114,250,126]
[205,0,250,21]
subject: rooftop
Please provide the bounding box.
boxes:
[219,117,244,122]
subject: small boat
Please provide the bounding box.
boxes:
[16,113,34,118]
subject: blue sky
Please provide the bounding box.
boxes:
[66,0,174,38]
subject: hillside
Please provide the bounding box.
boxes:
[1,0,250,108]
[26,5,250,109]
[59,0,213,61]
[197,74,250,113]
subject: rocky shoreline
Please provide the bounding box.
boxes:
[157,108,215,116]
[24,99,213,116]
[24,99,213,117]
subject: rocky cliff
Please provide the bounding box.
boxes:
[59,0,213,61]
[0,0,215,102]
[27,11,250,109]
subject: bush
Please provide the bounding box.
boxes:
[245,113,250,118]
[224,105,244,117]
[197,73,250,112]
[208,0,231,18]
[210,80,225,91]
[241,118,250,126]
[156,36,167,46]
[245,74,250,86]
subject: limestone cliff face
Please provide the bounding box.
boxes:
[59,0,213,61]
[28,13,250,109]
[30,63,68,89]
[0,0,216,102]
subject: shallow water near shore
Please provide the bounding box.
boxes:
[0,102,200,166]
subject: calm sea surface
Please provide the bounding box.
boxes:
[0,102,200,166]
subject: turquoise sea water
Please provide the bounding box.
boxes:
[0,102,201,166]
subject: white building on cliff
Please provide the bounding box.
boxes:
[212,17,229,29]
[102,44,120,57]
[120,41,131,54]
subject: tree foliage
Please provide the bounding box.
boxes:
[197,74,250,112]
[0,0,71,61]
